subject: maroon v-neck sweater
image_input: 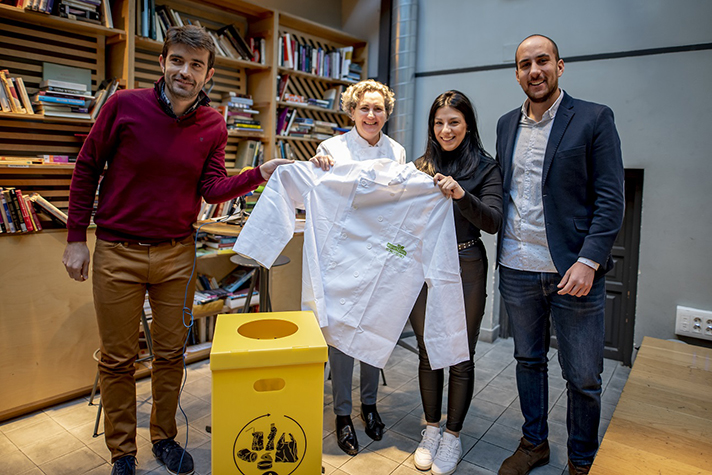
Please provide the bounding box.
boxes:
[67,85,264,243]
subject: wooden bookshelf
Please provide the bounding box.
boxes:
[0,0,364,421]
[277,100,349,116]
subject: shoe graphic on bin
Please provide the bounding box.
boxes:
[152,438,195,475]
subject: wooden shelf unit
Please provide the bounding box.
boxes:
[273,14,367,160]
[0,0,364,421]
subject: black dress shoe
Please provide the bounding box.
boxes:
[361,403,385,441]
[336,415,358,455]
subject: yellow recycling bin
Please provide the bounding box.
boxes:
[210,311,328,474]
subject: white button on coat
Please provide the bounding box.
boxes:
[234,159,468,370]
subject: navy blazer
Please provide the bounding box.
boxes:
[495,91,624,277]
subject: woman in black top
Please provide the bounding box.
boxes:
[411,90,503,475]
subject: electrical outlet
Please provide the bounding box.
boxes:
[676,306,712,341]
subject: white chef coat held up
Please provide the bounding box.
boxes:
[234,159,468,370]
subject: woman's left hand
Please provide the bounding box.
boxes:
[434,173,465,200]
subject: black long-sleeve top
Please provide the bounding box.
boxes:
[415,154,503,260]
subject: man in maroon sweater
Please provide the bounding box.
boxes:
[62,26,290,475]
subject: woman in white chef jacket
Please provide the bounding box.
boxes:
[410,91,503,475]
[310,79,405,456]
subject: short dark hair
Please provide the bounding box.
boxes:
[162,25,216,71]
[515,34,560,67]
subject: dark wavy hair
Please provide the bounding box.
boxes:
[419,90,491,179]
[162,25,216,71]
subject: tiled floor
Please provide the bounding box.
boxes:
[0,335,631,475]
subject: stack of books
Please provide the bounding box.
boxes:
[219,92,262,133]
[312,119,340,140]
[0,69,34,115]
[20,0,113,27]
[307,97,331,109]
[322,85,344,111]
[344,62,362,83]
[289,117,314,138]
[33,79,93,119]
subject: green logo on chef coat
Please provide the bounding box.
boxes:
[386,242,407,258]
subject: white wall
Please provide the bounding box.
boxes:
[414,0,712,346]
[257,0,342,29]
[342,0,381,78]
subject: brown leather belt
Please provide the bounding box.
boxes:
[457,239,479,251]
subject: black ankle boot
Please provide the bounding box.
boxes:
[336,415,358,455]
[360,403,385,441]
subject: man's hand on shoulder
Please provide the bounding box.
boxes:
[557,261,595,297]
[63,242,91,282]
[260,158,294,181]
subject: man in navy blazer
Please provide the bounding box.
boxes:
[496,35,624,475]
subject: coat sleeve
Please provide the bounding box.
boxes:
[420,195,469,370]
[578,106,624,265]
[233,163,310,267]
[454,160,504,234]
[67,92,122,242]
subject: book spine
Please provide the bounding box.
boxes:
[14,189,34,232]
[0,188,16,233]
[15,77,35,114]
[24,196,42,231]
[36,95,86,106]
[0,82,11,112]
[0,71,21,113]
[6,188,27,232]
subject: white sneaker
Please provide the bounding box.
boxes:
[413,425,441,471]
[431,432,462,475]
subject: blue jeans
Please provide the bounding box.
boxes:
[499,266,605,466]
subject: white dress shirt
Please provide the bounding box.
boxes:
[234,159,468,370]
[499,91,563,272]
[316,127,407,165]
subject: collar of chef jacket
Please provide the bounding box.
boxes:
[234,159,469,370]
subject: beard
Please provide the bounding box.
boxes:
[526,79,558,104]
[165,73,204,100]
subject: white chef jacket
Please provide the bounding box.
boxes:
[316,127,407,165]
[233,159,468,370]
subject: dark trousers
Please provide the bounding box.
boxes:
[409,251,487,433]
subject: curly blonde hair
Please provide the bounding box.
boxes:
[341,79,396,118]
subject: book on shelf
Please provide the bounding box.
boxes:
[283,92,306,104]
[0,188,17,233]
[0,70,25,114]
[27,192,68,225]
[248,37,265,65]
[1,187,26,232]
[33,93,88,106]
[15,77,35,114]
[58,1,102,25]
[218,24,253,61]
[42,62,92,92]
[276,74,290,101]
[38,155,70,163]
[234,140,261,170]
[24,195,43,231]
[0,80,11,112]
[323,85,344,111]
[13,189,33,231]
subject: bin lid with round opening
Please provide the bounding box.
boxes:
[210,311,327,370]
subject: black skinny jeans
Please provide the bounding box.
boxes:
[409,248,487,433]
